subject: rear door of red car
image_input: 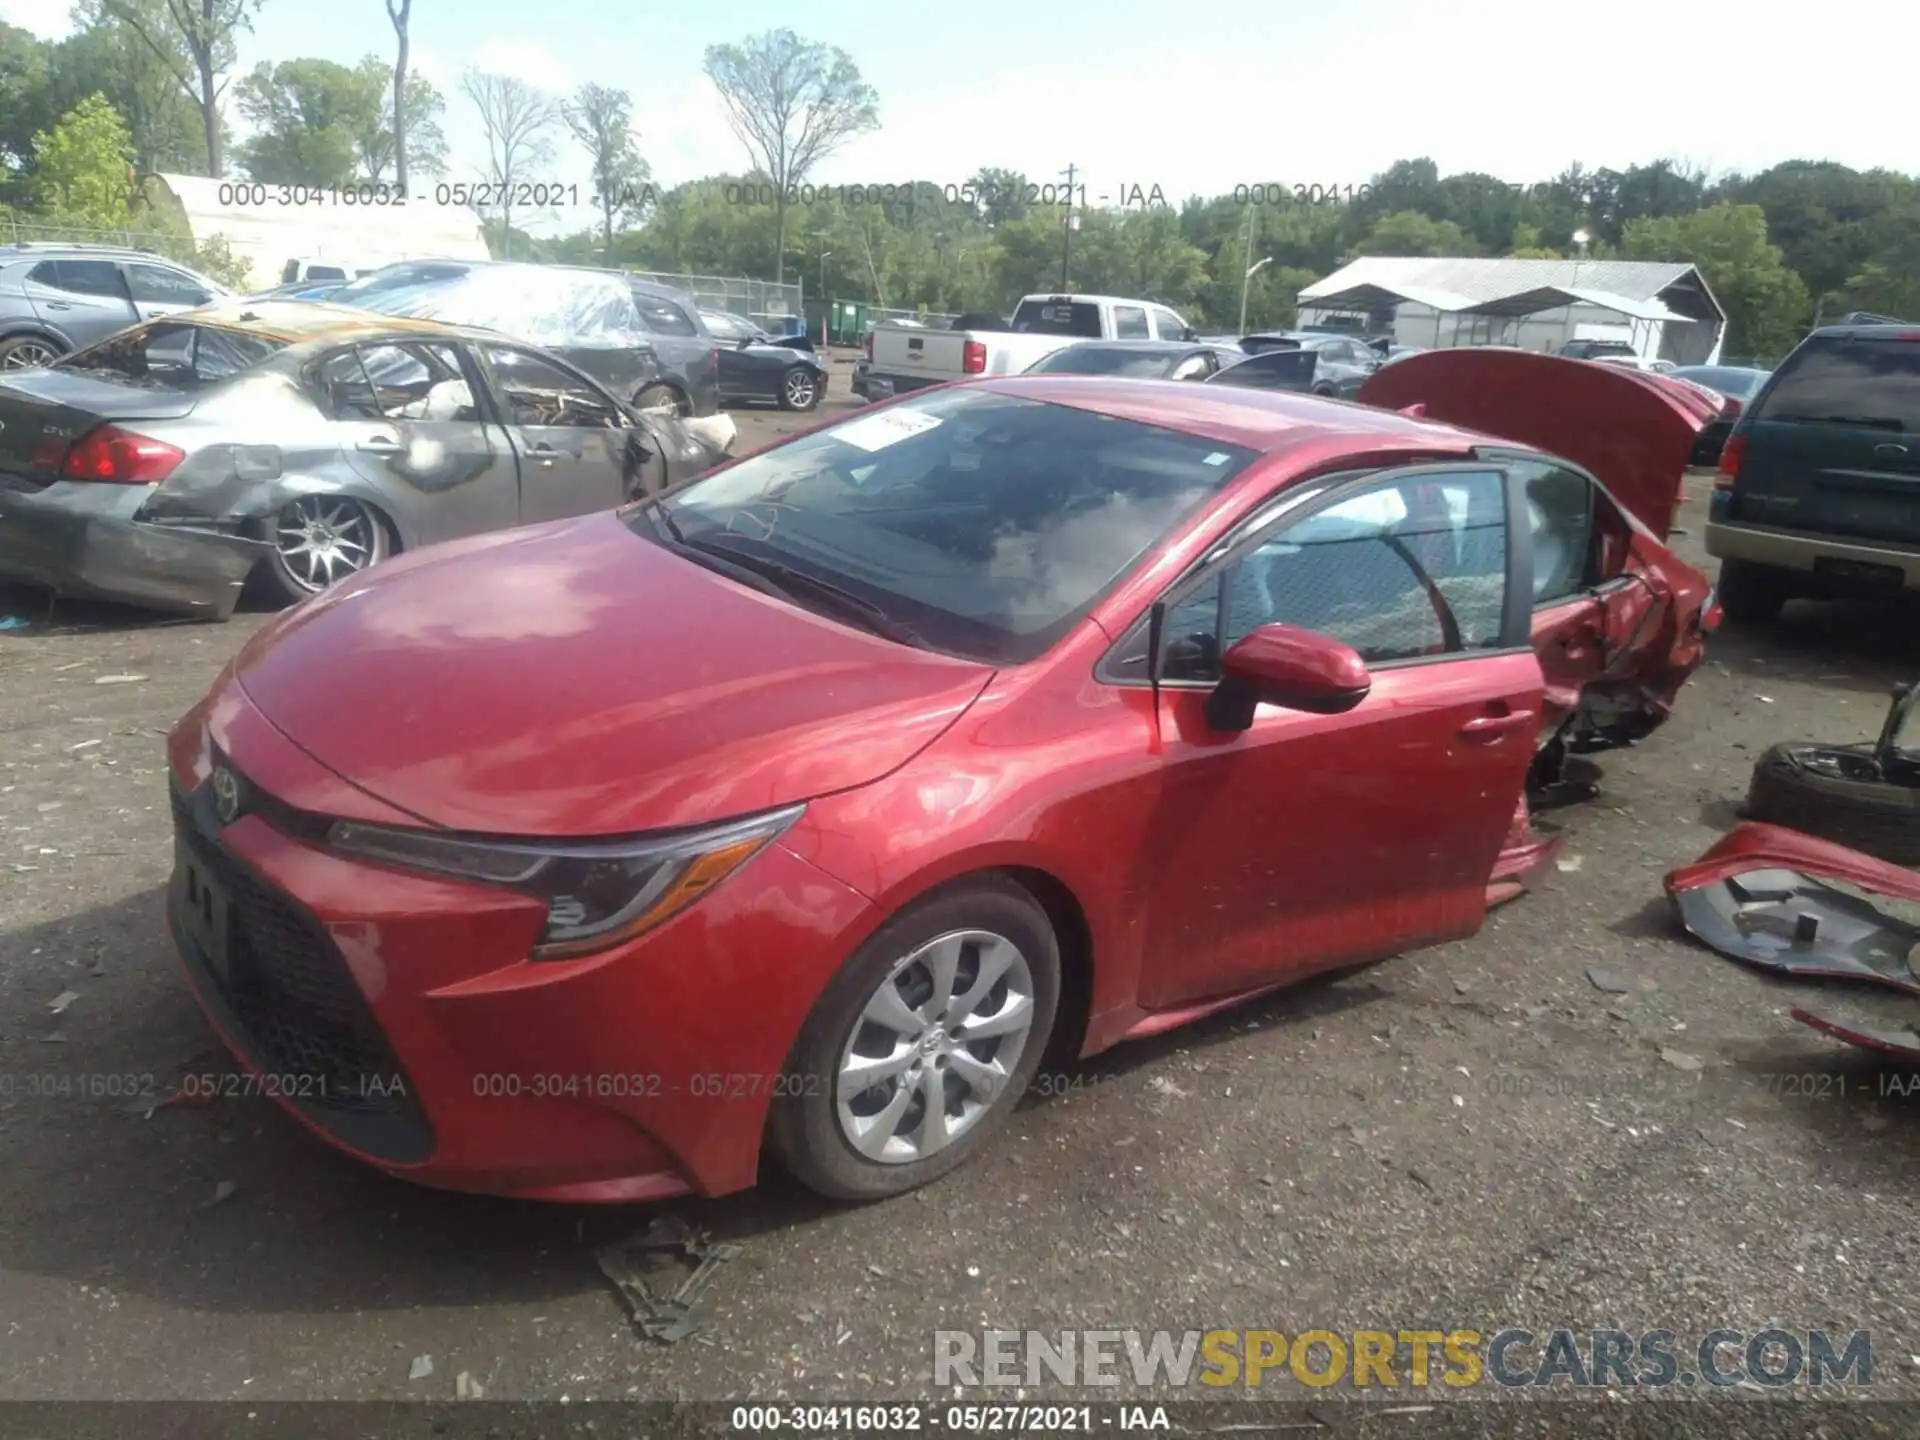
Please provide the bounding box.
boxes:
[1102,463,1546,1009]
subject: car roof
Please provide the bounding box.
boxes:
[1803,323,1920,341]
[978,375,1494,460]
[152,299,490,344]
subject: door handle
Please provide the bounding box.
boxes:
[45,301,73,311]
[1460,709,1536,742]
[529,440,558,468]
[356,435,401,453]
[1874,443,1910,458]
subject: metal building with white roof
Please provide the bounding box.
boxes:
[1297,256,1727,363]
[148,173,492,292]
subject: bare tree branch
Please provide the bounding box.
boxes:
[462,70,558,258]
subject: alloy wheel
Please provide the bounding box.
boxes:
[783,370,817,409]
[275,496,381,592]
[835,929,1037,1164]
[2,339,58,370]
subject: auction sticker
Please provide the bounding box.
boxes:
[831,409,942,451]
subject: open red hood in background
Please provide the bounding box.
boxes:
[1356,349,1714,537]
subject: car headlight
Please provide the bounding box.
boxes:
[326,805,804,959]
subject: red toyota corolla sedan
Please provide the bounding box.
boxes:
[166,353,1715,1204]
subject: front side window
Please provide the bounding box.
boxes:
[127,264,213,306]
[1156,469,1511,680]
[646,387,1258,663]
[1510,461,1594,604]
[318,342,476,422]
[1151,308,1190,341]
[478,345,624,428]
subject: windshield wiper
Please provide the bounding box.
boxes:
[640,497,687,546]
[681,535,925,646]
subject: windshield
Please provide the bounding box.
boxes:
[344,266,646,349]
[57,322,287,389]
[1674,367,1767,398]
[1010,300,1103,338]
[1027,347,1182,377]
[1751,338,1920,431]
[644,387,1257,663]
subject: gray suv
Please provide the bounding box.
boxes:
[0,243,231,370]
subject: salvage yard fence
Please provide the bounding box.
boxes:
[626,270,805,330]
[0,217,200,264]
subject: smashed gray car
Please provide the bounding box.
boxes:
[0,300,736,618]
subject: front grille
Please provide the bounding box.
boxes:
[169,782,435,1164]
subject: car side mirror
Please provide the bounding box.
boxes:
[737,336,753,349]
[1203,623,1371,732]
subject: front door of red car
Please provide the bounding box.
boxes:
[1125,465,1545,1008]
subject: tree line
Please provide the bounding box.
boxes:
[2,7,1915,361]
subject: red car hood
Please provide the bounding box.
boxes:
[233,512,995,837]
[1356,349,1715,537]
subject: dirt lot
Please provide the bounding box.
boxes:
[2,390,1918,1423]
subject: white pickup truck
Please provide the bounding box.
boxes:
[865,293,1199,399]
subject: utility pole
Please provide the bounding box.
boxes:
[1058,163,1077,291]
[1237,204,1257,334]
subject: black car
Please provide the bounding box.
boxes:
[1706,320,1920,621]
[331,261,722,417]
[699,308,828,411]
[1204,347,1321,394]
[1237,331,1381,396]
[1558,338,1639,361]
[1672,364,1773,468]
[1022,340,1237,379]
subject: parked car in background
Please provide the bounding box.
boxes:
[1238,331,1382,397]
[1707,320,1920,621]
[0,302,736,617]
[248,280,348,303]
[867,293,1197,398]
[700,307,829,411]
[278,259,376,285]
[1671,365,1771,469]
[0,243,231,370]
[1559,339,1639,361]
[1205,348,1320,394]
[1594,354,1678,375]
[1023,340,1238,380]
[160,360,1711,1205]
[1381,344,1428,365]
[331,261,721,417]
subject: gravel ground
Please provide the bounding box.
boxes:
[1,410,1917,1428]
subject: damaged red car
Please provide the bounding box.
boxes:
[165,353,1715,1204]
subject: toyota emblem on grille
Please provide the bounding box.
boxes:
[210,766,241,824]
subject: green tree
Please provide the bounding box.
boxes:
[233,57,375,185]
[98,0,263,175]
[29,93,137,228]
[0,23,52,190]
[60,1,208,174]
[703,29,879,285]
[1622,202,1810,362]
[350,56,445,181]
[1348,210,1478,258]
[562,82,650,260]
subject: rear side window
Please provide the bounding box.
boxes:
[1751,338,1920,433]
[1011,299,1103,337]
[58,322,285,388]
[31,259,127,298]
[632,292,700,336]
[1113,305,1150,339]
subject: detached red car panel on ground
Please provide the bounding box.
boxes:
[167,358,1714,1203]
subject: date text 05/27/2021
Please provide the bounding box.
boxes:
[212,180,660,211]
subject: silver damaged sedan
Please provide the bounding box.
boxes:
[0,300,738,617]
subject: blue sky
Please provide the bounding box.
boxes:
[10,0,1913,227]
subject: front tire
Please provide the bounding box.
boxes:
[779,366,822,411]
[1746,742,1920,865]
[1716,558,1791,624]
[262,495,391,605]
[633,383,689,417]
[767,877,1061,1201]
[0,334,62,370]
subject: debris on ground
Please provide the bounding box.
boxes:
[1556,854,1584,874]
[1586,967,1632,994]
[409,1354,434,1381]
[1792,1007,1920,1063]
[48,990,79,1015]
[1659,1048,1706,1071]
[595,1215,743,1344]
[200,1180,237,1209]
[455,1371,483,1400]
[91,674,148,685]
[0,616,28,631]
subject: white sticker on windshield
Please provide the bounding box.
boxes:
[830,409,943,452]
[1203,452,1231,466]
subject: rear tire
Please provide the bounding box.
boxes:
[1746,742,1920,865]
[633,383,688,417]
[0,334,62,370]
[767,877,1060,1201]
[1716,558,1791,624]
[260,495,392,606]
